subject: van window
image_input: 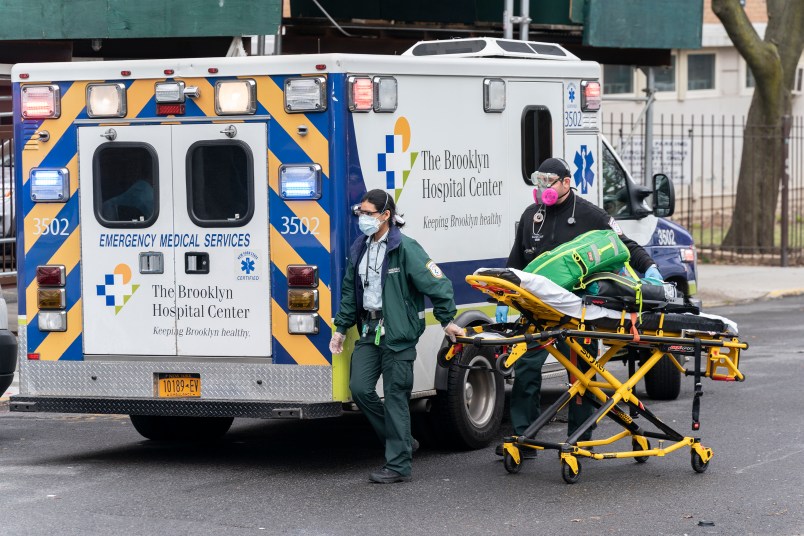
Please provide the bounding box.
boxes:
[602,143,634,218]
[521,106,552,184]
[94,143,158,228]
[186,141,254,227]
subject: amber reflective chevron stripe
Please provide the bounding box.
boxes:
[270,299,328,365]
[34,299,83,361]
[257,78,329,177]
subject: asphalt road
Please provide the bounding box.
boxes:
[1,297,803,536]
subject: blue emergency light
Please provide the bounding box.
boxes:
[279,164,322,200]
[30,167,70,202]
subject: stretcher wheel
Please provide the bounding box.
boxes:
[632,438,651,464]
[503,451,522,474]
[495,353,514,378]
[561,459,582,484]
[691,451,710,473]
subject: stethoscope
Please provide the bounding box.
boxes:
[532,187,577,237]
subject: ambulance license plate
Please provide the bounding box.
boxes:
[156,373,201,398]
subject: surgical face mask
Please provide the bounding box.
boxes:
[358,214,382,236]
[533,187,559,206]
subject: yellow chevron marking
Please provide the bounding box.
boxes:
[127,79,158,118]
[269,226,333,330]
[25,225,81,320]
[271,299,329,366]
[22,81,91,175]
[267,149,331,252]
[180,77,217,117]
[23,155,78,254]
[257,77,329,177]
[34,299,82,361]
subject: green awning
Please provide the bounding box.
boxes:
[0,0,281,40]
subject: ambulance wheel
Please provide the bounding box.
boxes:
[632,438,651,464]
[503,451,522,474]
[434,343,505,450]
[561,459,582,484]
[691,450,710,473]
[494,353,514,378]
[644,354,681,400]
[129,415,234,441]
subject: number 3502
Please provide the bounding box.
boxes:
[33,217,70,236]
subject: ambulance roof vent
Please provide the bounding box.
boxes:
[403,38,578,61]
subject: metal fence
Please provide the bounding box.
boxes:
[0,134,15,275]
[603,113,804,266]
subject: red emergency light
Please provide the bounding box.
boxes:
[287,265,318,288]
[156,103,185,116]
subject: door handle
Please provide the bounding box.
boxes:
[220,125,237,138]
[185,252,210,274]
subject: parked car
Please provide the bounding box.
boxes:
[0,294,16,396]
[1,139,14,238]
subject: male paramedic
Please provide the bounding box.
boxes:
[329,189,465,483]
[496,157,662,457]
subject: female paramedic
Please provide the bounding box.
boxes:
[496,158,662,457]
[329,189,464,484]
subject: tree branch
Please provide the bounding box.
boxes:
[712,0,778,79]
[768,0,804,90]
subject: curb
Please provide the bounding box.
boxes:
[701,288,804,309]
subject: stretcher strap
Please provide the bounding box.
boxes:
[629,312,641,343]
[692,337,703,430]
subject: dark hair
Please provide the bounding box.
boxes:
[361,189,405,228]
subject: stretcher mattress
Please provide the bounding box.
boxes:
[475,268,737,335]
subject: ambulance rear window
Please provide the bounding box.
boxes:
[521,106,553,184]
[186,141,254,227]
[94,143,159,228]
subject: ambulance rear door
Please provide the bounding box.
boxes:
[171,123,269,357]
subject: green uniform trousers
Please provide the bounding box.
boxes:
[510,339,596,441]
[349,331,417,477]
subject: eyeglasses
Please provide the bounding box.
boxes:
[355,209,380,216]
[531,171,565,189]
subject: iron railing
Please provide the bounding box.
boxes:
[603,113,804,266]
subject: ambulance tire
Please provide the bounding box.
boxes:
[129,415,234,441]
[643,354,681,401]
[433,344,505,450]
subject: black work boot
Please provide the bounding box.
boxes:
[369,467,411,484]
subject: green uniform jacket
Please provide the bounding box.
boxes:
[334,226,457,352]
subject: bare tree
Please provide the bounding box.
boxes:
[711,0,804,250]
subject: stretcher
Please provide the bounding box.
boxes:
[439,268,747,484]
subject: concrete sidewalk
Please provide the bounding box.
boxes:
[1,264,803,403]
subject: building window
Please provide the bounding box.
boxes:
[603,65,634,94]
[521,106,553,184]
[746,65,756,88]
[688,53,715,90]
[654,56,676,92]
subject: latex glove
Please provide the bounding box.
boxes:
[443,322,465,343]
[329,332,345,354]
[495,304,509,323]
[644,264,664,282]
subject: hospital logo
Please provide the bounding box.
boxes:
[237,251,260,281]
[573,145,595,195]
[96,263,139,314]
[377,116,419,202]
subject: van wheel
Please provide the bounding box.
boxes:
[643,354,681,400]
[129,415,234,441]
[433,343,504,449]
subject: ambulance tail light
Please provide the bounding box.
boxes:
[348,76,373,112]
[27,353,40,361]
[156,103,185,116]
[38,311,67,332]
[284,77,327,113]
[86,83,127,118]
[287,265,318,288]
[36,265,66,286]
[288,289,319,311]
[680,247,696,263]
[581,80,601,112]
[21,85,61,119]
[373,76,398,112]
[38,288,66,309]
[215,79,257,115]
[288,313,320,335]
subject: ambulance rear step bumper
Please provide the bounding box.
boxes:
[9,395,343,419]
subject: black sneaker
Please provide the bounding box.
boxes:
[495,443,505,457]
[369,467,411,484]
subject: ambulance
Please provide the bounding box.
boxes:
[10,38,696,447]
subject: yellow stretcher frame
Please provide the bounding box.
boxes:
[440,274,748,484]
